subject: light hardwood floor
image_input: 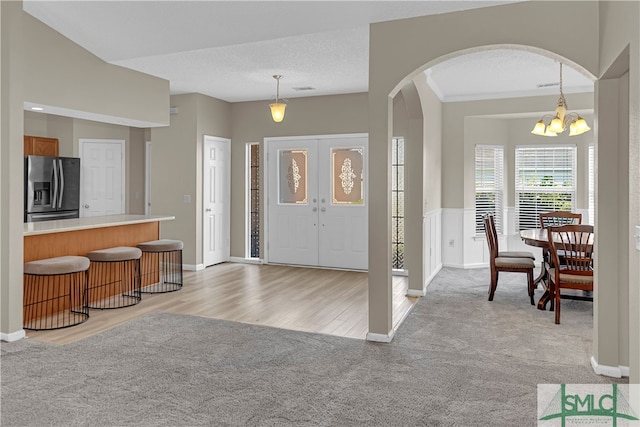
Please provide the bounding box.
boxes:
[24,262,419,345]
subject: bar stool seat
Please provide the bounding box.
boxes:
[137,239,183,293]
[23,256,90,330]
[86,246,142,309]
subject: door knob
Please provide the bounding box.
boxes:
[205,208,212,212]
[312,207,317,212]
[84,204,89,208]
[320,207,326,212]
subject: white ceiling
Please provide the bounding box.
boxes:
[23,0,594,105]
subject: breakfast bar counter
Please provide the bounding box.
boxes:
[24,214,175,262]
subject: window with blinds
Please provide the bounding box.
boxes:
[475,145,504,234]
[515,145,577,231]
[588,144,595,225]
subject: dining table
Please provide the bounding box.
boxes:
[519,228,552,310]
[519,227,594,311]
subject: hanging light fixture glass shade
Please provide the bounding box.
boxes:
[269,75,286,123]
[531,63,591,137]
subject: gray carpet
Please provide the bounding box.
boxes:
[1,267,626,426]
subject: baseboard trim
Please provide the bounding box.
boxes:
[1,329,26,342]
[442,262,465,269]
[590,356,629,378]
[366,330,395,343]
[463,263,488,269]
[407,289,426,297]
[229,257,263,265]
[425,264,443,286]
[183,264,204,271]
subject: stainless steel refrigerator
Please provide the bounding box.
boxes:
[25,155,81,222]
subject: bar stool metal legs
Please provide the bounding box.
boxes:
[23,256,90,330]
[86,247,142,309]
[137,240,183,293]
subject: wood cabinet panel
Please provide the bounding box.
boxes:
[24,135,59,157]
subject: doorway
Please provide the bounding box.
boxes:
[266,134,368,270]
[203,135,231,267]
[79,139,125,217]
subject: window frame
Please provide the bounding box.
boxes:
[475,145,505,235]
[514,144,577,232]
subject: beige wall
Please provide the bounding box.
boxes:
[21,13,169,127]
[597,0,639,383]
[150,94,199,265]
[230,93,368,258]
[415,74,442,213]
[149,93,231,268]
[1,1,26,339]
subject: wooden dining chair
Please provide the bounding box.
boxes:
[539,211,582,228]
[539,211,583,270]
[483,215,535,305]
[485,214,535,260]
[546,224,594,324]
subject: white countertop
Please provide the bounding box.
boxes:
[24,214,175,236]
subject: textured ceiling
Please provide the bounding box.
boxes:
[23,0,594,105]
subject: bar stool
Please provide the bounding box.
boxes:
[86,246,142,309]
[137,239,183,293]
[23,256,90,330]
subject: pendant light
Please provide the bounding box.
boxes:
[531,63,591,137]
[269,75,286,123]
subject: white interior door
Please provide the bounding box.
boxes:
[203,136,230,267]
[266,135,368,270]
[267,139,319,266]
[79,139,125,217]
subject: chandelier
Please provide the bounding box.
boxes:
[531,63,591,137]
[269,75,286,123]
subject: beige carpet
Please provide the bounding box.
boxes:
[1,267,625,426]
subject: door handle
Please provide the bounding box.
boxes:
[320,207,326,212]
[84,204,90,208]
[205,208,212,212]
[58,159,64,208]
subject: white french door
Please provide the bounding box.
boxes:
[203,136,230,267]
[266,134,368,270]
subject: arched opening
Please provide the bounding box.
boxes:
[382,44,600,339]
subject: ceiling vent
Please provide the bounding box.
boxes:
[536,82,559,89]
[292,86,316,92]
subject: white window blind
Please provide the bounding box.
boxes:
[475,145,504,234]
[515,145,577,231]
[588,144,595,225]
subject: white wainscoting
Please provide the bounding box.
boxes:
[441,207,594,268]
[423,209,443,291]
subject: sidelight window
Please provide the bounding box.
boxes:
[392,137,405,271]
[247,143,260,258]
[475,145,504,234]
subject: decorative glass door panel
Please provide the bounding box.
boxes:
[332,147,364,205]
[279,150,308,204]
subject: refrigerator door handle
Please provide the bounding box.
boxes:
[58,159,65,208]
[51,159,58,210]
